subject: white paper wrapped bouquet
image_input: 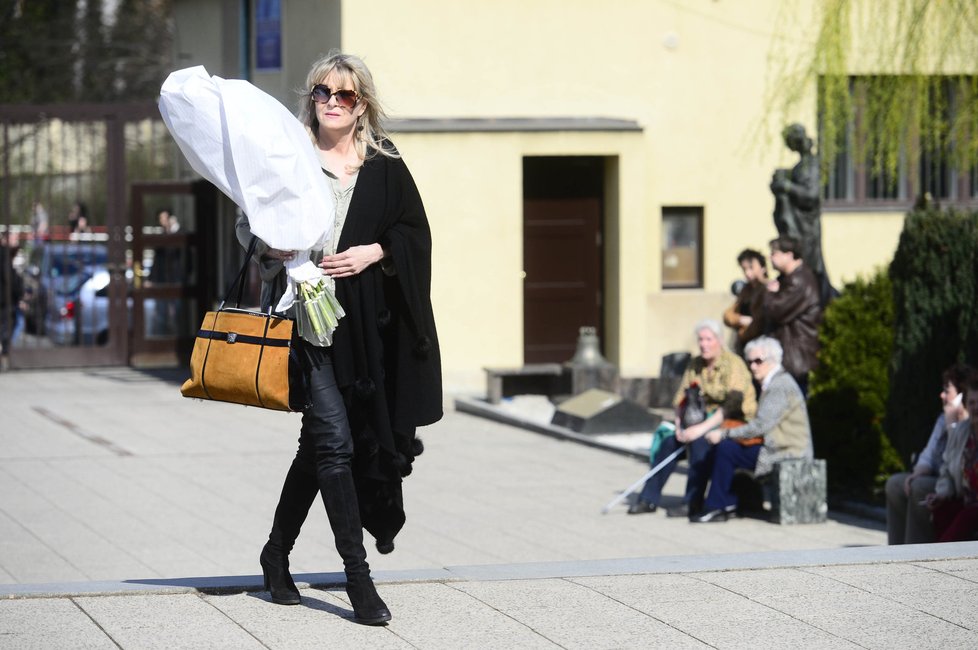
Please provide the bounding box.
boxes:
[159,66,343,345]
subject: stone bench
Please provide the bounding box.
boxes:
[770,458,827,524]
[484,364,571,404]
[734,458,827,524]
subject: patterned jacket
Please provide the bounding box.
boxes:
[673,348,757,421]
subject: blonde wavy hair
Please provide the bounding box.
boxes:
[297,50,399,163]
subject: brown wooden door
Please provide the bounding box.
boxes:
[523,197,602,363]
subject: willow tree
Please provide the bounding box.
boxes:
[766,1,978,471]
[765,0,978,189]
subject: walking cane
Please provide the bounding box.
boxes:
[601,444,686,514]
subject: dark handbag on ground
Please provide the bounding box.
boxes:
[181,238,308,411]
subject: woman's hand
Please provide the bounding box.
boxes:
[705,428,724,445]
[263,248,295,262]
[677,422,707,443]
[903,472,926,497]
[320,244,384,278]
[922,492,944,511]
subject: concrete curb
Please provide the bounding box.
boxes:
[5,541,976,600]
[453,396,647,460]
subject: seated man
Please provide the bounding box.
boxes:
[628,319,756,518]
[884,363,971,544]
[683,336,813,523]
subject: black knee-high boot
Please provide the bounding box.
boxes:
[320,466,392,625]
[261,461,320,605]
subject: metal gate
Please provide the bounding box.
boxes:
[0,102,176,369]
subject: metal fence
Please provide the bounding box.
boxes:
[1,102,178,368]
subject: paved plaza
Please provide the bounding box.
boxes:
[1,368,977,648]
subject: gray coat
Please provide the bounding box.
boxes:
[724,367,813,475]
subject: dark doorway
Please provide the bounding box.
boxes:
[128,181,218,368]
[523,156,604,363]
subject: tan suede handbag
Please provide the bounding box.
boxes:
[181,238,309,411]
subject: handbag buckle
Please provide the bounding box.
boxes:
[226,332,238,344]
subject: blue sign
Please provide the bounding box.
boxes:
[255,0,281,71]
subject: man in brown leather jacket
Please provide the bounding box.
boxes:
[764,236,822,396]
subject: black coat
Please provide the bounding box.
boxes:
[331,147,443,549]
[236,143,442,552]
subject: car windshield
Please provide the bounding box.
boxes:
[35,245,108,278]
[52,272,93,295]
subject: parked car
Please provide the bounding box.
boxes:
[46,269,110,346]
[46,269,157,346]
[22,242,107,335]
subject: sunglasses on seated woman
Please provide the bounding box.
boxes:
[310,84,360,109]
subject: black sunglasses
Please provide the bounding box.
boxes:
[747,357,767,366]
[310,84,360,109]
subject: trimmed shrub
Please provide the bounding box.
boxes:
[886,208,978,463]
[808,270,902,499]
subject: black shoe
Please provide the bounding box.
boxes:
[320,467,392,625]
[261,462,319,606]
[260,545,301,605]
[691,508,734,523]
[627,501,657,515]
[347,575,392,625]
[666,503,690,518]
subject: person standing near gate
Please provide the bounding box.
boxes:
[148,208,182,335]
[1,232,24,364]
[29,201,49,242]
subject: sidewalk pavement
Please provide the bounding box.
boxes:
[1,368,977,648]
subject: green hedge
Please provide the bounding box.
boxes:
[886,208,978,463]
[808,270,902,498]
[807,208,978,500]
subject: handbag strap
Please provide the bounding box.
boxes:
[218,236,263,311]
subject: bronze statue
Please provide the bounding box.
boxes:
[770,123,835,306]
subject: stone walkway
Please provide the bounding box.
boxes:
[2,368,976,648]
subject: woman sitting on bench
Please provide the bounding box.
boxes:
[680,336,814,523]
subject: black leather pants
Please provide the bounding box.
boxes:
[294,342,353,476]
[266,342,369,573]
[263,341,388,621]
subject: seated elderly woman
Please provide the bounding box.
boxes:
[628,319,757,518]
[684,336,813,523]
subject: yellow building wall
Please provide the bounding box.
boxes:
[171,1,959,393]
[822,211,907,284]
[339,0,819,389]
